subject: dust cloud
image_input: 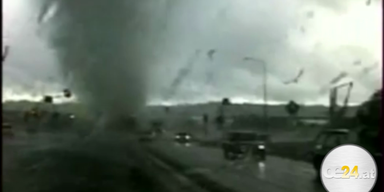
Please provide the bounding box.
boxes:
[38,0,171,126]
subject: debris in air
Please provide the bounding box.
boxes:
[306,11,314,19]
[353,60,362,66]
[37,1,58,24]
[300,26,306,33]
[283,68,305,84]
[2,45,9,62]
[207,49,216,61]
[164,50,200,100]
[360,62,378,75]
[366,0,371,6]
[329,71,348,85]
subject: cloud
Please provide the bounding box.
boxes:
[2,0,382,107]
[148,0,381,104]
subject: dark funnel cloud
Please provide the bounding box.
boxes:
[38,0,169,124]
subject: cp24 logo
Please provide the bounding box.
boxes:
[323,165,376,179]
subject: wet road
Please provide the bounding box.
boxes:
[146,138,327,192]
[4,127,326,192]
[2,130,200,192]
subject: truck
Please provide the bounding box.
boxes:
[221,130,267,161]
[311,89,381,191]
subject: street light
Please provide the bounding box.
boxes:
[243,57,268,132]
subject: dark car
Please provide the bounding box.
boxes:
[2,122,12,129]
[312,129,354,178]
[174,132,192,144]
[2,122,13,136]
[222,131,267,160]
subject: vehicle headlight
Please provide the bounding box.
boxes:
[175,135,180,139]
[315,145,322,150]
[258,145,265,149]
[185,135,191,139]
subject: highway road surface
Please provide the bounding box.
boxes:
[4,127,325,192]
[3,130,207,192]
[146,137,327,192]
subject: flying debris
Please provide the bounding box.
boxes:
[318,72,350,95]
[205,49,218,87]
[300,26,306,33]
[283,68,305,84]
[243,57,252,61]
[329,71,348,85]
[360,63,378,75]
[353,60,362,66]
[3,45,9,62]
[243,57,264,63]
[207,49,216,61]
[38,1,57,24]
[306,11,314,19]
[164,50,201,100]
[366,0,372,6]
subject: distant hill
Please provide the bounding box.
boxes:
[140,102,358,120]
[3,101,358,120]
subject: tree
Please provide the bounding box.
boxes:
[356,89,380,128]
[355,89,381,156]
[63,89,72,98]
[221,98,231,106]
[285,100,300,116]
[43,95,53,103]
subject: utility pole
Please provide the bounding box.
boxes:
[262,63,268,131]
[243,57,268,132]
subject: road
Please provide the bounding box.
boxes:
[3,126,326,192]
[2,129,205,192]
[146,136,327,192]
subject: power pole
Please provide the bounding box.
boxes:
[262,64,268,132]
[243,57,268,133]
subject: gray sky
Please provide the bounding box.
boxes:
[3,0,382,106]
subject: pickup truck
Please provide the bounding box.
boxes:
[221,130,267,160]
[311,128,381,188]
[312,129,351,178]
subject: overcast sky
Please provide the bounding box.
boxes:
[2,0,382,106]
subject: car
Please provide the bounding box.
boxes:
[311,129,355,178]
[174,132,192,144]
[221,130,267,160]
[2,122,12,129]
[2,122,13,136]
